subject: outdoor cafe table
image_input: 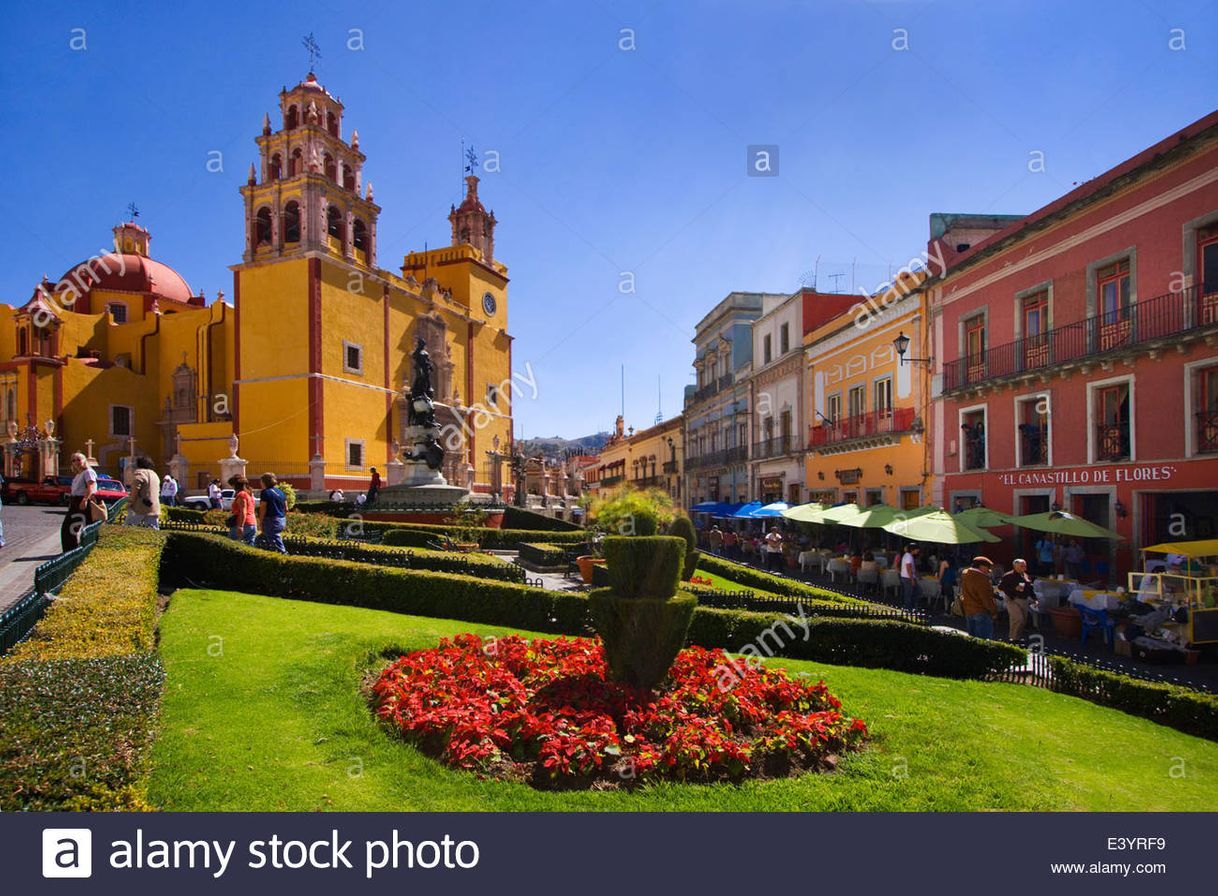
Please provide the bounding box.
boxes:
[880,568,900,598]
[1033,579,1078,609]
[1069,588,1122,611]
[798,550,827,574]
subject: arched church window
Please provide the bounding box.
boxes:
[17,329,27,356]
[254,207,272,247]
[269,154,282,181]
[283,201,301,243]
[326,110,339,137]
[288,148,302,177]
[352,218,368,252]
[285,105,299,130]
[342,164,355,191]
[324,153,337,182]
[326,205,344,241]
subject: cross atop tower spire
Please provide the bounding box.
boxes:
[302,32,322,72]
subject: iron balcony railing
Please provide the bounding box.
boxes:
[687,373,737,406]
[685,445,749,470]
[662,460,679,474]
[600,474,625,486]
[753,434,801,459]
[943,285,1218,392]
[808,406,916,447]
[1197,409,1218,454]
[1017,423,1049,467]
[634,475,661,488]
[1096,419,1132,462]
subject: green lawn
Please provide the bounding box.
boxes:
[148,589,1218,811]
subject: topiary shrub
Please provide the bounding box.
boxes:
[591,535,695,690]
[667,515,699,581]
[587,590,698,691]
[587,489,675,537]
[602,536,684,599]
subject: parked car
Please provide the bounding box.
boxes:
[4,475,72,506]
[182,488,258,512]
[95,478,129,503]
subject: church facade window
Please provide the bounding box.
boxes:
[283,201,301,243]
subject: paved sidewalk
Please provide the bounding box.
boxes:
[0,506,67,613]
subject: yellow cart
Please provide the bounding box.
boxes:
[1131,539,1218,646]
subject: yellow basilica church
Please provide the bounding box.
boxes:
[0,72,514,495]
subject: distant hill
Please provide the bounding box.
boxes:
[519,432,610,459]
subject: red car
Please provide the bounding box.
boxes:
[4,475,71,505]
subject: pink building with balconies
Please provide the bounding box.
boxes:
[930,109,1218,576]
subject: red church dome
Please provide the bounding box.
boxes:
[56,252,196,306]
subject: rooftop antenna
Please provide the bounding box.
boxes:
[813,254,819,290]
[302,32,322,72]
[851,258,857,293]
[655,375,663,424]
[827,272,845,292]
[620,364,625,420]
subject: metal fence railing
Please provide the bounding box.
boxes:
[987,646,1216,694]
[692,586,929,624]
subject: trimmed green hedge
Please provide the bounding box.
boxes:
[162,533,592,635]
[162,532,1019,682]
[280,535,525,582]
[1050,657,1218,741]
[603,536,684,599]
[683,581,923,622]
[380,524,589,550]
[517,542,576,568]
[1,526,166,810]
[697,553,867,607]
[0,653,164,810]
[501,505,583,531]
[686,607,1025,680]
[5,527,165,662]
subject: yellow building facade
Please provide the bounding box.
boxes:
[589,415,683,503]
[803,272,931,509]
[1,72,514,494]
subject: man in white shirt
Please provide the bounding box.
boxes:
[207,479,222,509]
[899,544,920,611]
[160,473,178,507]
[763,526,785,572]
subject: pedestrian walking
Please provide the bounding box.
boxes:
[722,527,739,560]
[160,472,178,507]
[1000,558,1035,641]
[228,476,257,545]
[207,478,222,509]
[1064,539,1085,580]
[61,452,98,552]
[255,472,288,553]
[763,526,784,571]
[125,457,161,528]
[708,524,724,555]
[1033,536,1055,576]
[366,466,381,504]
[899,544,920,611]
[960,556,999,639]
[937,553,960,609]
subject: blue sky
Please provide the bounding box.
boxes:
[1,0,1215,439]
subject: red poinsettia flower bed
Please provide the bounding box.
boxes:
[371,634,867,788]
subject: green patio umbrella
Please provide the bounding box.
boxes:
[1009,510,1124,540]
[955,506,1018,529]
[881,509,1001,544]
[834,503,904,529]
[781,502,831,524]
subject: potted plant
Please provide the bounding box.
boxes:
[1046,604,1082,639]
[576,532,607,584]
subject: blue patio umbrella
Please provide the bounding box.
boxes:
[732,501,765,518]
[751,501,791,518]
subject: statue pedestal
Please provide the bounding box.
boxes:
[385,459,406,486]
[168,454,189,485]
[310,454,326,492]
[218,455,247,487]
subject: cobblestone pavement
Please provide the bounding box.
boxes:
[0,503,68,613]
